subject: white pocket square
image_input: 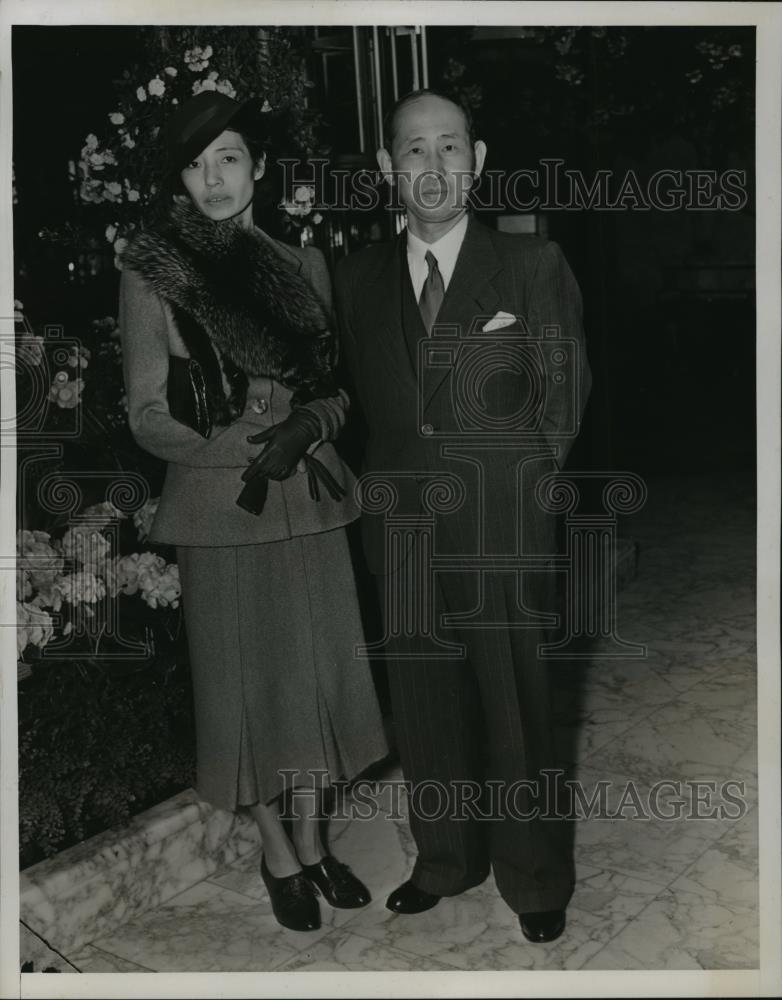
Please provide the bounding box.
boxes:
[482,310,518,332]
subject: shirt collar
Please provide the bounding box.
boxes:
[406,213,469,286]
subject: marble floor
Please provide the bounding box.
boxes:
[67,474,760,974]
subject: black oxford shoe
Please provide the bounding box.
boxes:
[301,855,371,908]
[518,909,566,943]
[386,880,441,914]
[260,855,321,931]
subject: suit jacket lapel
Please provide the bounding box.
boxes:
[360,234,420,396]
[422,216,502,408]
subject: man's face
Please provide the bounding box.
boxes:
[377,95,486,227]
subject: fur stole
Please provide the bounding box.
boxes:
[122,202,337,404]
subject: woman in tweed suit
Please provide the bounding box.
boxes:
[119,92,387,931]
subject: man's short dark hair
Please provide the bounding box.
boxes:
[382,88,476,151]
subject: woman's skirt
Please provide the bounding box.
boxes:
[176,527,388,811]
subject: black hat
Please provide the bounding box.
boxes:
[164,91,252,174]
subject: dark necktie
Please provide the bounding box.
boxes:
[418,250,445,334]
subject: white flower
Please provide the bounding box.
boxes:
[127,189,140,203]
[282,186,315,219]
[103,181,122,203]
[122,134,136,149]
[164,66,178,77]
[117,552,181,609]
[261,99,272,113]
[30,577,66,613]
[17,530,64,599]
[61,524,110,569]
[132,497,160,542]
[136,86,147,102]
[148,76,165,97]
[312,212,323,225]
[58,570,106,605]
[140,561,180,609]
[105,223,118,243]
[79,178,105,204]
[109,111,125,125]
[216,78,236,99]
[49,375,85,409]
[192,77,217,95]
[66,345,90,370]
[102,557,121,599]
[184,45,213,73]
[81,500,126,526]
[85,133,99,150]
[17,602,54,657]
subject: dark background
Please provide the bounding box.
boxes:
[12,24,756,481]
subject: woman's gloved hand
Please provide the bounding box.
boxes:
[243,407,321,482]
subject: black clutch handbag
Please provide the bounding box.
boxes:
[167,355,212,438]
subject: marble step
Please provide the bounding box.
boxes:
[19,788,259,968]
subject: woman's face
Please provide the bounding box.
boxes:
[180,128,264,228]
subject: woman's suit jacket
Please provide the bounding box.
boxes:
[119,233,359,547]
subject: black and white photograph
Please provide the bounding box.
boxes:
[2,1,780,997]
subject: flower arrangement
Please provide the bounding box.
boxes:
[16,504,178,662]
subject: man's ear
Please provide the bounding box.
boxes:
[253,153,266,182]
[473,140,487,179]
[376,147,394,185]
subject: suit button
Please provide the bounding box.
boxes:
[251,397,268,415]
[421,423,434,436]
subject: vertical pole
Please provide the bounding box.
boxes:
[352,26,366,154]
[410,30,419,90]
[389,27,399,99]
[372,26,384,149]
[420,26,429,87]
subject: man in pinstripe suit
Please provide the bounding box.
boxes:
[335,89,591,942]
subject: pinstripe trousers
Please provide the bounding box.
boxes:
[377,538,575,914]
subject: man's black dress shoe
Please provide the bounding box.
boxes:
[386,880,441,914]
[260,855,321,931]
[301,855,371,908]
[518,909,566,943]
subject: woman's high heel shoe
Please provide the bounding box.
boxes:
[260,855,321,931]
[301,855,371,908]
